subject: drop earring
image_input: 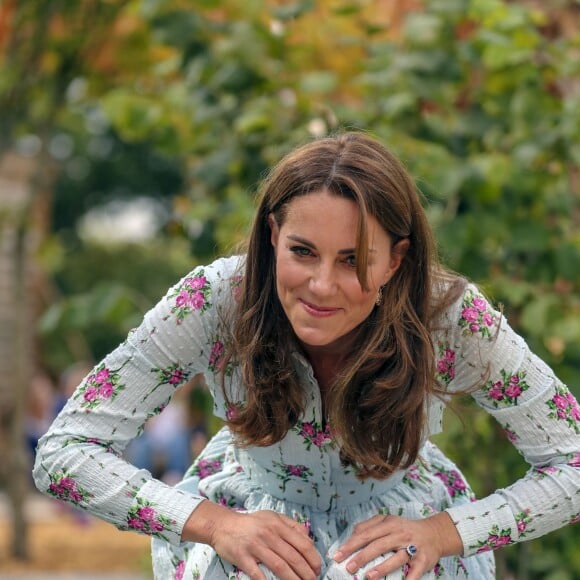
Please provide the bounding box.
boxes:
[375,285,384,306]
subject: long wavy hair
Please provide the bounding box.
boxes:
[222,131,464,479]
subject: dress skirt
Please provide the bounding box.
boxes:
[152,427,496,579]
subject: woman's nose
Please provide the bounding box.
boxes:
[309,264,337,296]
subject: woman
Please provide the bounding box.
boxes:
[34,132,580,579]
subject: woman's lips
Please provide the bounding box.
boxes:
[300,299,340,317]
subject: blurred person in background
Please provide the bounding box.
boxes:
[33,132,580,579]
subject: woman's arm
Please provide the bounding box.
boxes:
[443,285,580,556]
[33,257,238,546]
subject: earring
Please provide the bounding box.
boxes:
[375,285,384,306]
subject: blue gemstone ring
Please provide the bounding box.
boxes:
[404,544,418,560]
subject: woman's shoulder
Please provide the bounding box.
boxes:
[431,271,503,341]
[178,255,246,295]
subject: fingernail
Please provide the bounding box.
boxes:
[333,550,343,562]
[366,572,378,580]
[346,561,358,573]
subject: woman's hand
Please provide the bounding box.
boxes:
[333,512,463,580]
[183,500,321,580]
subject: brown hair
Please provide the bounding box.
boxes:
[222,131,464,479]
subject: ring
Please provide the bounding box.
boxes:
[403,544,417,560]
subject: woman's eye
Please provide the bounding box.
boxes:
[290,246,313,257]
[344,255,356,267]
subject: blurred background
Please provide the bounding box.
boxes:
[0,0,578,578]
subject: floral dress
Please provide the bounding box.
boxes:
[33,256,580,579]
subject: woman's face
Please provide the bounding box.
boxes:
[269,190,405,356]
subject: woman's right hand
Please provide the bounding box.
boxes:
[182,500,322,580]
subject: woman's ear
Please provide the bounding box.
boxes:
[386,238,410,282]
[268,214,280,249]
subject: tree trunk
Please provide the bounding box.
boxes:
[0,151,41,559]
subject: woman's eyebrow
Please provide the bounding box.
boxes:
[286,234,376,254]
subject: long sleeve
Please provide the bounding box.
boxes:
[33,255,243,547]
[440,285,580,556]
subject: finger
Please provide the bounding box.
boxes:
[361,549,411,579]
[278,518,321,574]
[236,557,267,580]
[334,517,397,562]
[340,532,413,574]
[252,545,309,580]
[349,513,386,533]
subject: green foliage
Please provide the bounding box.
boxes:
[354,0,580,392]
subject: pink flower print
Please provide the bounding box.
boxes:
[515,509,534,537]
[461,306,479,323]
[403,563,410,576]
[482,370,528,408]
[169,369,184,385]
[137,506,156,521]
[459,290,498,338]
[230,275,243,301]
[47,470,93,506]
[186,275,207,290]
[433,467,472,500]
[99,382,114,398]
[312,432,330,447]
[505,383,522,399]
[189,291,205,310]
[495,535,512,547]
[151,363,190,391]
[488,382,504,401]
[76,363,125,409]
[59,477,76,490]
[533,465,560,480]
[175,289,190,307]
[274,462,313,490]
[568,453,580,468]
[452,476,467,492]
[225,403,241,420]
[174,560,185,580]
[128,517,145,530]
[126,498,175,541]
[95,368,110,383]
[295,420,335,451]
[189,454,224,479]
[569,513,580,525]
[470,525,512,553]
[503,425,518,443]
[169,268,211,322]
[208,340,227,373]
[482,312,494,326]
[435,342,456,386]
[546,385,580,433]
[83,387,98,402]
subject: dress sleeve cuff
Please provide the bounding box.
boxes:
[128,480,206,547]
[446,494,518,557]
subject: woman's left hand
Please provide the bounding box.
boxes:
[332,512,463,580]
